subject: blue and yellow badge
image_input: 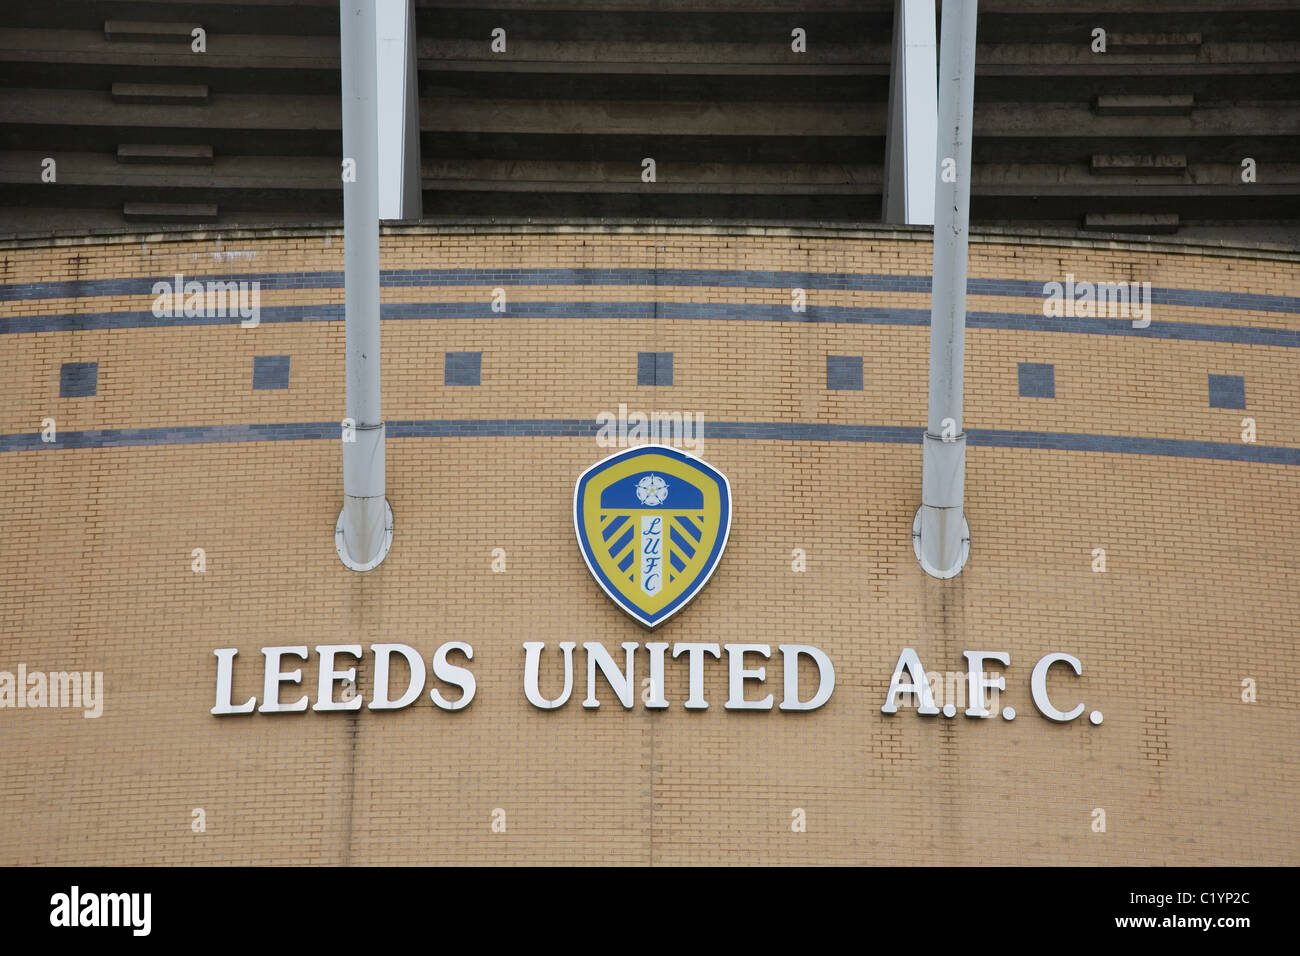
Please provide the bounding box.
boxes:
[574,445,732,628]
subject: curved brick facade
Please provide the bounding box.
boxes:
[1,224,1297,865]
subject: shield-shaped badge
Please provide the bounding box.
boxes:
[574,444,732,628]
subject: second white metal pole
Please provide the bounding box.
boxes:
[915,0,977,579]
[338,0,392,571]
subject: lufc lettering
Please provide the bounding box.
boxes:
[641,516,664,596]
[211,643,1099,721]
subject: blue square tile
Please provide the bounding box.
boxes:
[827,355,863,391]
[445,351,481,386]
[638,351,673,386]
[637,352,656,385]
[59,361,98,397]
[656,352,673,386]
[1018,362,1055,398]
[1208,373,1245,409]
[253,355,290,390]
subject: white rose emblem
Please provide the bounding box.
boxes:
[635,474,669,506]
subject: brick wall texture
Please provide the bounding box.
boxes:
[0,224,1297,865]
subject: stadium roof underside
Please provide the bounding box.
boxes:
[1,0,1297,244]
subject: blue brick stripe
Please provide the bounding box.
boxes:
[3,419,1297,466]
[0,271,342,302]
[2,267,1297,315]
[5,300,1299,349]
[1,304,343,334]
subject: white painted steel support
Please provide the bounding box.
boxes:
[882,0,937,225]
[337,0,393,571]
[914,0,977,579]
[377,0,422,220]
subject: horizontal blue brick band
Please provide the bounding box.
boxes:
[4,300,1299,349]
[2,303,342,334]
[3,420,1296,466]
[2,267,1297,316]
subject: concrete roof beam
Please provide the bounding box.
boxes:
[103,21,203,44]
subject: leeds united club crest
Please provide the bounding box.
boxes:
[573,445,732,628]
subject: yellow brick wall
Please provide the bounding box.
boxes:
[0,224,1296,864]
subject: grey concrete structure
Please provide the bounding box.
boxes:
[0,0,1297,241]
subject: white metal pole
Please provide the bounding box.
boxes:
[882,0,937,225]
[337,0,393,571]
[377,0,423,221]
[914,0,977,578]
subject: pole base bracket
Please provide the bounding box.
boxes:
[335,498,394,572]
[912,506,970,579]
